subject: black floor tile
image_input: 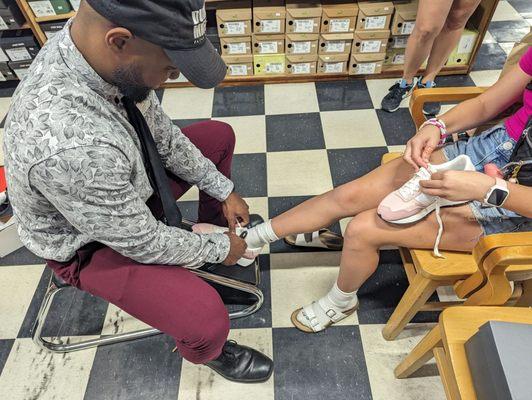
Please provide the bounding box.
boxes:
[231,153,267,197]
[273,326,372,400]
[357,250,439,324]
[266,113,325,152]
[0,81,19,97]
[376,108,416,146]
[172,118,210,129]
[212,85,265,117]
[230,254,272,329]
[0,339,14,376]
[488,20,530,43]
[328,147,388,187]
[268,196,341,253]
[507,0,532,18]
[84,335,181,400]
[315,80,373,111]
[472,43,509,71]
[432,74,476,88]
[0,246,44,267]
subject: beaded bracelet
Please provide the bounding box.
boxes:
[420,118,448,146]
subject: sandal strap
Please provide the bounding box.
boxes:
[318,299,351,323]
[301,303,324,332]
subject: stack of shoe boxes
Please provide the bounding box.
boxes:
[349,1,393,75]
[317,0,356,75]
[0,0,25,30]
[1,31,40,80]
[217,1,253,77]
[41,20,67,39]
[27,0,72,18]
[445,28,478,66]
[383,1,416,71]
[252,0,286,76]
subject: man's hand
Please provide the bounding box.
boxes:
[222,232,247,266]
[404,124,441,170]
[222,192,250,232]
[420,170,495,202]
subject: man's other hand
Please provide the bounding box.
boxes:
[222,192,250,232]
[222,231,247,266]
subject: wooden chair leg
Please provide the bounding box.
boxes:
[434,347,462,400]
[382,273,440,341]
[395,325,442,378]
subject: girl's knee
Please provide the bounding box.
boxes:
[344,210,381,246]
[411,22,442,42]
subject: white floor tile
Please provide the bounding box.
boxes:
[264,82,319,115]
[161,87,214,119]
[321,109,386,149]
[0,337,97,400]
[469,70,501,87]
[499,42,515,55]
[176,185,199,202]
[270,259,358,328]
[177,328,274,400]
[214,115,267,154]
[267,150,333,197]
[0,264,45,339]
[360,323,446,400]
[366,78,410,110]
[482,31,496,44]
[100,304,152,336]
[491,1,523,21]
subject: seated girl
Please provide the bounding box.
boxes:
[240,47,532,333]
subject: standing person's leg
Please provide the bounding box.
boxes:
[166,120,236,226]
[422,0,481,84]
[292,205,482,332]
[381,0,453,112]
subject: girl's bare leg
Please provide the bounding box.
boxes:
[402,0,453,83]
[271,151,447,238]
[422,0,482,83]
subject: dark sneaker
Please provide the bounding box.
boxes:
[417,79,441,117]
[206,340,273,383]
[381,79,415,112]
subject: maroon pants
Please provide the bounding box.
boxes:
[46,121,235,364]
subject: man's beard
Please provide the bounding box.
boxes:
[110,63,151,103]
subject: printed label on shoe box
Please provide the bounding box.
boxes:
[227,42,247,54]
[392,53,404,64]
[6,47,31,62]
[29,1,56,17]
[357,62,376,74]
[225,21,246,35]
[365,16,386,30]
[329,18,350,33]
[401,21,415,35]
[292,62,311,74]
[259,41,278,54]
[293,41,311,53]
[324,62,343,73]
[294,19,314,33]
[390,36,408,49]
[229,64,249,75]
[325,41,345,53]
[266,62,283,73]
[360,40,381,53]
[260,19,281,33]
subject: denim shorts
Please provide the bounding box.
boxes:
[443,124,532,236]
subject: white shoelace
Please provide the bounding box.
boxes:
[433,202,444,258]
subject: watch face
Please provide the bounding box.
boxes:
[488,188,509,207]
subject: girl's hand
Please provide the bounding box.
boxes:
[420,170,495,202]
[403,124,441,170]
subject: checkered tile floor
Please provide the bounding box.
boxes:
[0,2,530,399]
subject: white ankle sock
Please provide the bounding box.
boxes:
[325,282,358,310]
[245,220,279,249]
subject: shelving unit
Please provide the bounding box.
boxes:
[10,0,499,88]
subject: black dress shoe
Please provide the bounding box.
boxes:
[205,340,273,383]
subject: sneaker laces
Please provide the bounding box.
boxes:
[387,82,409,101]
[433,202,444,258]
[398,168,431,199]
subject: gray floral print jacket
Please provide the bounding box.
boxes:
[3,21,232,267]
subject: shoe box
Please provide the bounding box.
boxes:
[0,0,25,30]
[27,0,72,17]
[0,61,16,80]
[216,1,252,37]
[285,33,319,54]
[0,33,39,62]
[221,35,252,55]
[387,34,408,50]
[320,0,358,33]
[8,59,31,79]
[445,28,478,66]
[318,32,353,55]
[252,33,284,54]
[356,1,394,31]
[286,53,317,74]
[352,29,389,54]
[68,0,80,11]
[286,1,322,34]
[223,54,254,76]
[253,53,286,74]
[317,53,348,74]
[41,21,66,40]
[390,2,417,36]
[348,52,384,75]
[253,0,286,34]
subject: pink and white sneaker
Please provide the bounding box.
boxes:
[192,223,262,267]
[378,155,475,224]
[377,155,475,257]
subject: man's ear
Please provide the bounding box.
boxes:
[105,27,134,54]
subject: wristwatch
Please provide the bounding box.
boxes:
[483,178,510,207]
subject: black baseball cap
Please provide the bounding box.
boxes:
[87,0,226,89]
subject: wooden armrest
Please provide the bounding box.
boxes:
[455,232,532,299]
[410,87,488,129]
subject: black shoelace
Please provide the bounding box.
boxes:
[387,82,410,100]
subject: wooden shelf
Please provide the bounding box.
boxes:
[35,11,76,23]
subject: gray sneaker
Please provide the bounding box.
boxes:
[417,78,441,117]
[381,79,415,112]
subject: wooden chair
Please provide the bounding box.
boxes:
[380,87,532,341]
[395,306,532,400]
